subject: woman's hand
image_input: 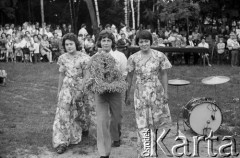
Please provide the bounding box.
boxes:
[74,90,84,102]
[163,93,169,104]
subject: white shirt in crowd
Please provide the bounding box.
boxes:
[33,43,40,54]
[198,42,209,49]
[39,28,46,35]
[18,38,31,48]
[45,31,53,38]
[217,42,225,54]
[5,29,13,35]
[188,40,194,47]
[227,38,239,50]
[109,49,128,77]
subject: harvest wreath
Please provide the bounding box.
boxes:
[85,52,128,94]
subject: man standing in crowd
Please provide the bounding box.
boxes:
[61,23,68,36]
[78,23,88,39]
[117,32,131,57]
[227,32,240,66]
[185,35,195,65]
[198,36,211,66]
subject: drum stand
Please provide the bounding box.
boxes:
[168,79,190,136]
[201,76,230,135]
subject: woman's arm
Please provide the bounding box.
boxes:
[160,69,169,100]
[125,70,134,106]
[57,72,65,97]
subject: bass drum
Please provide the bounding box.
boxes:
[183,97,222,135]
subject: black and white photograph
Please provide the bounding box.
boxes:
[0,0,240,157]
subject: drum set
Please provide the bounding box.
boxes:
[168,76,230,136]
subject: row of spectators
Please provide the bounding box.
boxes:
[0,21,239,66]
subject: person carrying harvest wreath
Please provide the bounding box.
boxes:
[84,30,127,158]
[126,30,172,158]
[52,33,94,154]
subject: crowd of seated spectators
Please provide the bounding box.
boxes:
[0,21,239,67]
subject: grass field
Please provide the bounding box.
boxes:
[0,62,240,158]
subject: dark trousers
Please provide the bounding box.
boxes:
[33,53,41,63]
[184,52,191,65]
[95,92,122,156]
[193,53,200,65]
[217,53,224,65]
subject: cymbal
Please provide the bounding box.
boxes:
[201,76,230,85]
[168,79,190,86]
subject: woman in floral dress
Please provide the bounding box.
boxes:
[126,30,172,158]
[52,33,93,154]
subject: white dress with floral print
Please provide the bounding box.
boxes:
[127,49,172,157]
[52,52,93,148]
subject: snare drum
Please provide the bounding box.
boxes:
[183,97,222,135]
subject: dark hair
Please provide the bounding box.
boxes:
[62,33,81,52]
[42,34,48,39]
[33,34,38,39]
[1,33,6,38]
[135,30,153,45]
[105,24,111,29]
[97,30,116,50]
[81,23,86,28]
[120,32,126,36]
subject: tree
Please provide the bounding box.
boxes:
[94,0,100,26]
[158,0,200,34]
[0,0,17,23]
[40,0,44,28]
[124,0,128,26]
[130,0,135,29]
[84,0,98,34]
[137,0,140,28]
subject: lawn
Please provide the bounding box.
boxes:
[0,62,240,158]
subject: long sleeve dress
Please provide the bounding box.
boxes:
[52,52,94,148]
[127,49,172,158]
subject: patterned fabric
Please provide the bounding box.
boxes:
[127,49,172,157]
[52,52,95,148]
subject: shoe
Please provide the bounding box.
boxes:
[55,144,67,154]
[100,156,109,158]
[82,130,89,137]
[112,140,120,147]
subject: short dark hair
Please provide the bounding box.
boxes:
[105,24,111,29]
[201,36,206,40]
[135,30,153,45]
[62,33,81,52]
[81,23,86,28]
[42,34,48,39]
[97,30,116,50]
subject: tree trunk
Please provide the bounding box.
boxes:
[130,0,135,29]
[186,17,189,41]
[28,0,31,22]
[69,0,74,32]
[137,0,140,28]
[40,0,44,29]
[84,0,98,35]
[74,0,81,34]
[94,0,100,27]
[124,0,128,26]
[157,4,160,31]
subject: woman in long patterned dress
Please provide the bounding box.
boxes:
[126,30,172,158]
[52,33,92,154]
